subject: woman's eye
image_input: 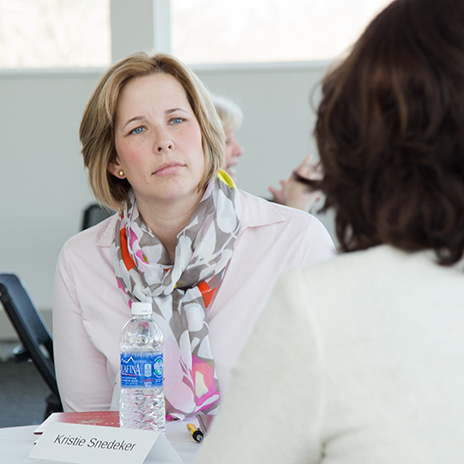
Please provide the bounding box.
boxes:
[225,139,230,145]
[130,127,144,135]
[170,118,184,125]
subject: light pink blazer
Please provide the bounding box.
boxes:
[53,190,335,412]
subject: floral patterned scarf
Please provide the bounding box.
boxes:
[111,170,241,420]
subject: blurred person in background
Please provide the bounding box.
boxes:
[212,94,322,212]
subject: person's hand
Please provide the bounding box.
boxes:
[268,155,323,212]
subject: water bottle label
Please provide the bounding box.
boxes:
[120,352,163,388]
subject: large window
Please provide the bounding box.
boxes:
[0,0,110,69]
[0,0,394,69]
[171,0,392,64]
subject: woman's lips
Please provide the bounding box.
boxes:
[153,162,184,177]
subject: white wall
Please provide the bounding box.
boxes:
[0,61,334,340]
[193,61,335,237]
[194,62,328,195]
[0,69,101,338]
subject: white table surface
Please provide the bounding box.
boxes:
[0,420,201,464]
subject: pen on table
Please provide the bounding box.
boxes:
[187,423,204,443]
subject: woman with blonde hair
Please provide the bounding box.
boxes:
[53,52,334,420]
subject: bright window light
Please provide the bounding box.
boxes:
[171,0,393,64]
[0,0,110,69]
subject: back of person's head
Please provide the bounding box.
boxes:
[211,95,243,133]
[315,0,464,264]
[80,52,225,211]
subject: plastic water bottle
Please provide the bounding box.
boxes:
[119,302,165,431]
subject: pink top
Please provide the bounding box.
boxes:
[53,190,335,412]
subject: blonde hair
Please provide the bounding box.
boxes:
[211,95,243,133]
[79,52,225,211]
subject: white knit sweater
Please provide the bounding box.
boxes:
[197,245,464,463]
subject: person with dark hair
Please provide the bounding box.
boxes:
[196,0,464,462]
[53,52,335,419]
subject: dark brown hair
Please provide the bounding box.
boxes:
[308,0,464,264]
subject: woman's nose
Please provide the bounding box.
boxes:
[234,141,244,157]
[154,129,174,153]
[157,141,173,152]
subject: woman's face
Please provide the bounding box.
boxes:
[110,73,205,209]
[224,130,243,177]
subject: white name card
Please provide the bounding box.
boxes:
[29,422,182,464]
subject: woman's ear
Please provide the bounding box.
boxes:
[108,160,125,179]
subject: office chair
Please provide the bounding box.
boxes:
[0,273,63,418]
[81,203,113,230]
